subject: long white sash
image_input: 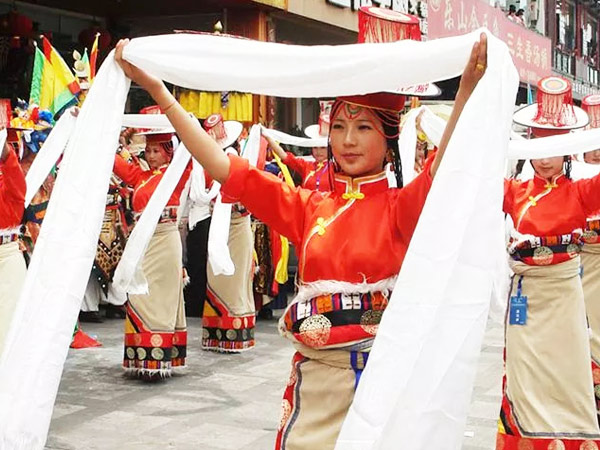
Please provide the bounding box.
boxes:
[261,127,327,148]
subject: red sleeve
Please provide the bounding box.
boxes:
[284,152,313,179]
[575,173,600,217]
[1,148,26,203]
[503,179,514,215]
[392,166,432,242]
[113,154,144,187]
[221,154,316,245]
[0,148,26,226]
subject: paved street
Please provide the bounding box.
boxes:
[46,313,504,450]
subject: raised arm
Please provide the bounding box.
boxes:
[116,40,230,184]
[430,33,487,178]
[261,130,312,179]
[262,131,288,161]
[113,153,144,187]
[575,172,600,217]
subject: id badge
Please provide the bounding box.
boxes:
[509,295,528,325]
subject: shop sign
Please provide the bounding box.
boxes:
[427,0,552,83]
[326,0,409,13]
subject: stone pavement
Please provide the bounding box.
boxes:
[46,314,504,450]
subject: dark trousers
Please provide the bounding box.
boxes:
[184,217,211,317]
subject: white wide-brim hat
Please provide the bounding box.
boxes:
[136,127,177,136]
[513,103,589,130]
[304,124,327,141]
[220,120,244,149]
[395,83,442,97]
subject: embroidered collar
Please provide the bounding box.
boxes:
[333,171,389,198]
[533,172,565,189]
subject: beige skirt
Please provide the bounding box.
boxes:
[276,343,367,450]
[504,257,600,438]
[203,214,255,352]
[0,242,27,357]
[123,222,187,377]
[582,244,600,368]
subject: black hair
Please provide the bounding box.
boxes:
[514,159,526,178]
[564,156,572,179]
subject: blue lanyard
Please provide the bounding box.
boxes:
[350,351,370,390]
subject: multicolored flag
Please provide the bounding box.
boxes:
[28,45,46,106]
[29,37,80,115]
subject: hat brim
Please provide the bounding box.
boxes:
[218,121,243,149]
[395,83,441,97]
[513,103,589,130]
[136,127,176,136]
[304,124,328,140]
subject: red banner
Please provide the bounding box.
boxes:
[427,0,552,84]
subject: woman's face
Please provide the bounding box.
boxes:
[329,104,388,177]
[531,156,564,180]
[311,146,328,163]
[584,149,600,165]
[145,143,169,169]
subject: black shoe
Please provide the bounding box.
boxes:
[104,305,126,319]
[79,311,103,323]
[257,307,273,320]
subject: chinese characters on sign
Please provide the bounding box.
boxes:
[427,0,552,83]
[327,0,409,13]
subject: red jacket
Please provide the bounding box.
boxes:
[0,148,26,229]
[113,155,191,213]
[504,172,600,265]
[223,154,431,285]
[222,154,432,348]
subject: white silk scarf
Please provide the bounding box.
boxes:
[261,127,327,148]
[0,30,518,450]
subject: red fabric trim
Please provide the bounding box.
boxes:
[125,303,148,333]
[293,324,375,348]
[497,433,600,449]
[202,288,256,330]
[173,330,187,347]
[276,352,306,450]
[592,360,600,415]
[124,331,174,348]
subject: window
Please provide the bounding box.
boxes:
[556,0,576,52]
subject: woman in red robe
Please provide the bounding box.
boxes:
[113,129,191,380]
[115,32,487,446]
[499,77,600,449]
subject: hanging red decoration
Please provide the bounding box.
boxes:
[78,25,111,50]
[0,10,33,37]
